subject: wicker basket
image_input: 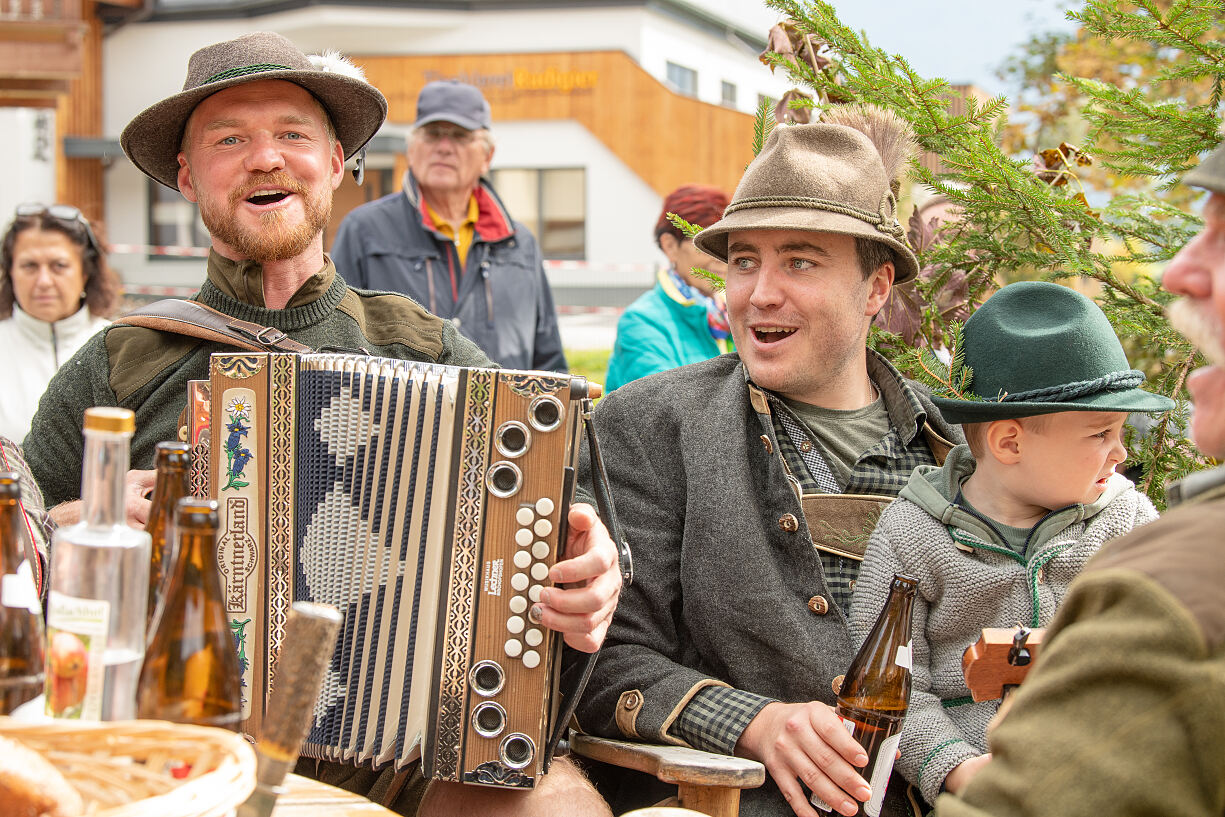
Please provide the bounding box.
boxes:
[0,717,256,817]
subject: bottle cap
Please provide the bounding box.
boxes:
[175,497,219,529]
[84,406,136,434]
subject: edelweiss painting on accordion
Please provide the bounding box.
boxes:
[204,351,591,788]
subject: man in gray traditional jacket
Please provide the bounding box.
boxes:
[573,106,961,817]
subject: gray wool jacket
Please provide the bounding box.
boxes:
[850,445,1159,804]
[572,354,961,817]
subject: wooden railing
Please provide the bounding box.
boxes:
[0,0,82,22]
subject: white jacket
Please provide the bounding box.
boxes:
[0,304,109,443]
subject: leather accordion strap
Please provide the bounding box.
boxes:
[114,298,313,354]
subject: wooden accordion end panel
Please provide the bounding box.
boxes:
[961,627,1046,703]
[206,352,589,789]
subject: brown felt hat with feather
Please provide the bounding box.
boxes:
[121,31,387,191]
[694,105,920,282]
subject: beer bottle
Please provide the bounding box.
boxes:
[47,407,151,721]
[0,472,45,715]
[137,497,241,730]
[145,442,192,631]
[814,574,918,817]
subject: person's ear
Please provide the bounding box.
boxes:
[177,154,197,203]
[986,419,1024,465]
[864,261,894,317]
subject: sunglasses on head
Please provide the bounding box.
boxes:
[14,203,105,259]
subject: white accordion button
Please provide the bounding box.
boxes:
[509,595,528,614]
[511,572,529,592]
[522,650,541,669]
[515,528,532,547]
[507,615,525,634]
[528,584,543,602]
[535,498,555,516]
[513,550,532,569]
[516,507,535,526]
[533,518,553,537]
[530,562,550,582]
[504,639,523,658]
[532,541,550,560]
[525,628,543,647]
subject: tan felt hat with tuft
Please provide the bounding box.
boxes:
[120,31,387,191]
[693,123,920,283]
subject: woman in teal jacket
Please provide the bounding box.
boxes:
[606,185,732,391]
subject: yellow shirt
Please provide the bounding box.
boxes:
[426,194,480,268]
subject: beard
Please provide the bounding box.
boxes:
[194,170,332,262]
[1166,297,1225,365]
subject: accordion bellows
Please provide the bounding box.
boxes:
[206,352,589,789]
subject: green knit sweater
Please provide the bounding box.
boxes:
[25,252,491,507]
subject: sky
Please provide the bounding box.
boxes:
[826,0,1080,95]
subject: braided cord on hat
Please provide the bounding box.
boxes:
[724,195,907,241]
[998,369,1145,403]
[205,63,294,84]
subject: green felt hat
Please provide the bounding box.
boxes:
[930,281,1174,424]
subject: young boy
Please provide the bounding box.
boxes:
[849,281,1174,808]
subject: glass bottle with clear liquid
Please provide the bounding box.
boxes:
[814,574,918,817]
[46,407,151,720]
[0,471,45,715]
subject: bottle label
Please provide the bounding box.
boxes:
[45,591,110,720]
[1,562,41,614]
[895,640,913,670]
[864,731,901,817]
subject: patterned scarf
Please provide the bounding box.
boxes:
[661,267,734,353]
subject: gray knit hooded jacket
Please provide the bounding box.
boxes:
[849,444,1158,804]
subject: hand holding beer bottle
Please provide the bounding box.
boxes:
[813,574,917,817]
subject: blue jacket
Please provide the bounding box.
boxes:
[331,173,567,372]
[605,272,724,392]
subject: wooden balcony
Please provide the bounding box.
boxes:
[0,0,89,105]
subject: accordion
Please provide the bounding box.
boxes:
[201,351,592,788]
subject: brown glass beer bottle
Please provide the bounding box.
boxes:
[137,498,241,730]
[815,574,918,817]
[0,472,45,715]
[145,442,192,630]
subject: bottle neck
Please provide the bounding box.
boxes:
[80,429,132,528]
[0,497,21,573]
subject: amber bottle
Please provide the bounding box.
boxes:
[0,472,45,714]
[137,498,241,730]
[145,442,192,630]
[817,574,918,817]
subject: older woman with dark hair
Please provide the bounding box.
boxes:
[0,204,120,442]
[605,184,731,392]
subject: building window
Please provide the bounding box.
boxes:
[147,180,208,260]
[721,81,737,108]
[666,62,698,97]
[489,167,586,260]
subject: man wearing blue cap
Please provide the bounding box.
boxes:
[332,81,567,373]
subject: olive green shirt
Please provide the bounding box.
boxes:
[783,391,891,490]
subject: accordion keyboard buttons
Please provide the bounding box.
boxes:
[507,616,525,634]
[513,550,532,569]
[522,650,541,669]
[536,497,555,516]
[509,596,527,615]
[533,518,553,537]
[511,572,529,592]
[530,562,550,582]
[505,639,523,658]
[528,584,543,602]
[516,507,535,526]
[532,541,550,560]
[525,628,543,647]
[514,528,532,547]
